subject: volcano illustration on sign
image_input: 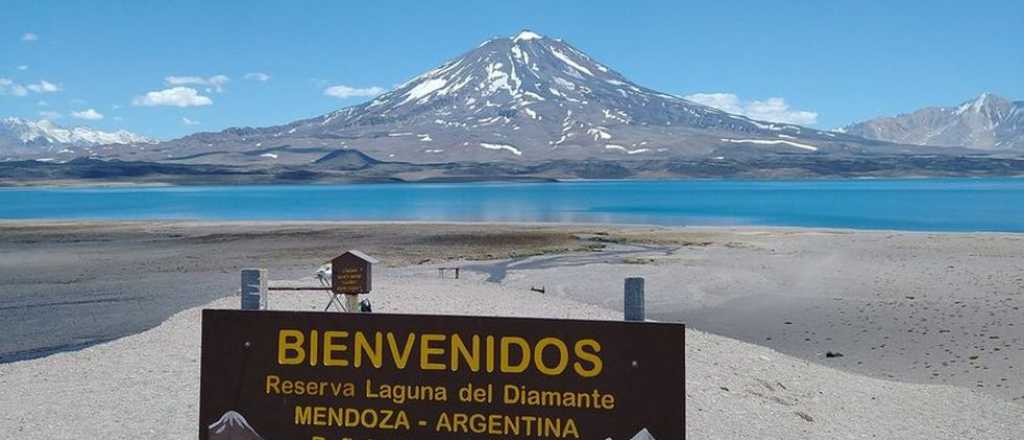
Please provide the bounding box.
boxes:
[630,428,656,440]
[605,428,656,440]
[208,411,265,440]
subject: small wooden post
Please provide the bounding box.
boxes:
[624,277,645,321]
[241,268,268,310]
[344,294,360,313]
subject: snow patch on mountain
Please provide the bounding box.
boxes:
[721,138,819,151]
[605,144,650,154]
[480,142,522,156]
[513,30,543,42]
[587,127,612,140]
[550,47,593,76]
[400,79,448,105]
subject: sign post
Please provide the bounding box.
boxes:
[624,277,645,322]
[240,268,268,311]
[199,311,685,439]
[329,250,378,313]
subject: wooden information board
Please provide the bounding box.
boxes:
[199,310,685,439]
[331,251,377,295]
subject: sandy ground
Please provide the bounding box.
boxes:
[1,273,1022,439]
[1,221,1023,438]
[459,228,1024,402]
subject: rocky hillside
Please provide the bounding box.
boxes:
[842,93,1023,150]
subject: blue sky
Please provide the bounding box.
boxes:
[2,0,1021,140]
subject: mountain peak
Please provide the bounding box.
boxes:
[972,92,1001,104]
[260,30,840,162]
[317,31,642,125]
[844,93,1022,150]
[98,31,898,165]
[512,30,544,42]
[1,117,154,148]
[956,92,1010,116]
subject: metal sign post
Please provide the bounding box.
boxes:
[624,277,645,321]
[240,269,268,310]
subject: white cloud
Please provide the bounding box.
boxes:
[165,74,230,93]
[684,92,819,125]
[71,108,104,120]
[16,65,28,71]
[21,33,38,42]
[132,86,213,107]
[324,84,385,99]
[244,72,271,82]
[2,78,59,96]
[182,117,200,126]
[39,111,61,120]
[0,78,28,96]
[26,80,61,93]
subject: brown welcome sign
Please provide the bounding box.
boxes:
[330,251,377,295]
[199,310,685,440]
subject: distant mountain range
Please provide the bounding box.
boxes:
[2,31,1021,181]
[0,117,153,159]
[841,93,1023,150]
[6,30,974,167]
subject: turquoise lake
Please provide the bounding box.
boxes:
[2,179,1024,232]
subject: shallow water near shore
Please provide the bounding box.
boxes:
[2,178,1024,231]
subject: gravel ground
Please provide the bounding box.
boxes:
[0,221,597,362]
[473,229,1024,402]
[1,273,1021,439]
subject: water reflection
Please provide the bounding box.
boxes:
[1,179,1023,232]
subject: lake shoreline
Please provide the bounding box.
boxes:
[4,218,1024,235]
[2,253,1022,439]
[3,178,1024,232]
[3,173,1024,189]
[4,155,1024,188]
[1,221,1022,403]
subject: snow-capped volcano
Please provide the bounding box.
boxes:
[260,29,864,162]
[0,117,154,157]
[90,30,944,165]
[314,29,742,132]
[842,93,1024,150]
